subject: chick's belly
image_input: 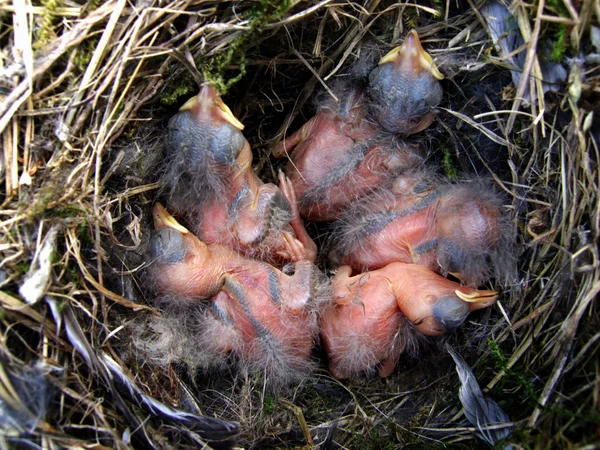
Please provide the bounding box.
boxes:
[194,200,231,244]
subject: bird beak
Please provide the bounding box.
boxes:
[179,95,198,112]
[454,289,498,304]
[180,84,245,131]
[214,96,245,130]
[152,203,190,234]
[378,29,444,81]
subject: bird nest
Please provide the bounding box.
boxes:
[1,1,598,448]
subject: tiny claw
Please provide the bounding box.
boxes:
[280,231,306,262]
[278,170,298,217]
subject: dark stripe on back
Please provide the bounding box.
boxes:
[303,139,373,201]
[211,302,234,326]
[228,186,250,222]
[413,238,438,256]
[356,188,442,238]
[265,265,281,305]
[223,277,269,338]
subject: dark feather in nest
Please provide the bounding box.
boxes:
[447,345,512,447]
[102,352,241,446]
[481,0,567,102]
[0,0,593,447]
[0,358,55,441]
[59,301,241,447]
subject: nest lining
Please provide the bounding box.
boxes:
[0,0,599,449]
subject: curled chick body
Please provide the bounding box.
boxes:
[330,172,513,287]
[320,264,497,379]
[147,204,326,379]
[273,89,423,221]
[272,30,443,222]
[163,83,316,264]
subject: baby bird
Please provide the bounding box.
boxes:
[320,263,497,379]
[367,29,444,135]
[329,172,513,287]
[147,203,326,382]
[163,83,316,264]
[272,30,443,222]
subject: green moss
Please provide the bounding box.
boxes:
[73,38,99,73]
[160,83,195,106]
[262,395,276,414]
[82,0,102,16]
[487,339,537,401]
[201,46,247,94]
[442,147,456,179]
[67,265,80,284]
[34,0,63,51]
[547,0,569,17]
[15,262,31,274]
[348,421,400,450]
[402,11,419,30]
[78,219,93,248]
[198,0,293,94]
[550,24,568,62]
[45,205,86,219]
[431,0,443,17]
[23,178,86,225]
[247,0,292,26]
[545,0,570,62]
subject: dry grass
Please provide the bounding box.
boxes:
[0,0,599,448]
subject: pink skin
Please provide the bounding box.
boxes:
[210,289,314,361]
[151,204,317,362]
[320,266,405,379]
[337,191,440,272]
[194,165,317,264]
[273,97,421,222]
[271,31,443,222]
[333,173,504,286]
[175,85,316,264]
[321,264,497,379]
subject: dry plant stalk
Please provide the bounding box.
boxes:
[0,0,598,448]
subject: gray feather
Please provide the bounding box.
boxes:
[447,345,513,447]
[481,0,567,102]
